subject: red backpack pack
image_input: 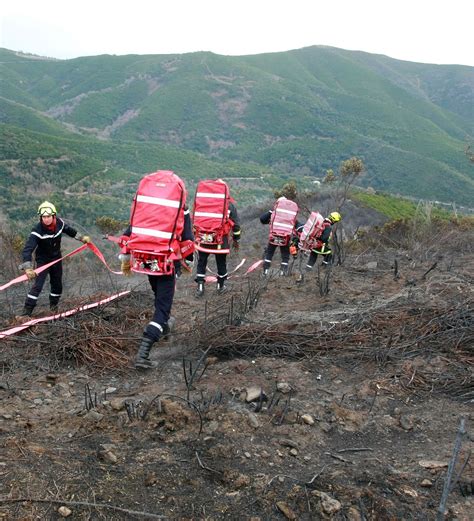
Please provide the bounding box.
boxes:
[269,197,299,246]
[298,211,325,251]
[193,179,233,253]
[127,170,186,275]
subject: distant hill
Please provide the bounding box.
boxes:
[1,46,473,211]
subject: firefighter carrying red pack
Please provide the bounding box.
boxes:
[193,179,241,297]
[260,196,303,276]
[296,211,342,283]
[119,170,194,369]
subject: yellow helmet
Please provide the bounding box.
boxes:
[328,211,341,223]
[37,201,57,216]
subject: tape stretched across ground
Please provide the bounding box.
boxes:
[0,242,122,292]
[0,291,131,339]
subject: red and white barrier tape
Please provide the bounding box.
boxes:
[0,242,122,292]
[0,290,130,339]
[204,258,247,283]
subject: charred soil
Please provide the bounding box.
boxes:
[1,220,473,520]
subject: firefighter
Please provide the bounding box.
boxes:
[296,211,341,283]
[17,201,91,316]
[260,200,303,276]
[120,188,194,370]
[194,182,241,297]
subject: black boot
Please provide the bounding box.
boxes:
[162,317,175,340]
[195,281,205,298]
[15,306,35,321]
[135,336,158,369]
[17,305,34,318]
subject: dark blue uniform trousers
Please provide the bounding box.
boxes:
[144,274,176,341]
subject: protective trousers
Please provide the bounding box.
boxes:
[305,249,332,271]
[144,274,176,341]
[263,243,290,272]
[24,261,63,311]
[195,251,228,287]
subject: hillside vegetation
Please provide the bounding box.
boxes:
[1,46,473,215]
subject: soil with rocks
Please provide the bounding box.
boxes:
[1,219,473,520]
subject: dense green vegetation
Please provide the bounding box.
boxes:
[352,191,452,220]
[1,46,473,215]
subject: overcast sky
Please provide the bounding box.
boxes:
[2,0,473,66]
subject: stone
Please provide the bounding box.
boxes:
[110,398,126,411]
[347,506,362,521]
[247,413,260,428]
[245,386,265,402]
[84,410,104,422]
[99,448,118,464]
[313,491,342,514]
[206,356,219,366]
[399,414,415,430]
[421,479,433,487]
[366,261,378,269]
[418,460,448,469]
[276,382,292,394]
[58,506,72,517]
[289,448,298,457]
[301,414,315,425]
[279,438,298,449]
[276,501,297,520]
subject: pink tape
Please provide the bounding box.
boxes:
[0,244,88,292]
[0,290,130,339]
[86,243,123,275]
[204,258,247,283]
[245,259,263,274]
[0,242,124,292]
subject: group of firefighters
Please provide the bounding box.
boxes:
[16,171,341,369]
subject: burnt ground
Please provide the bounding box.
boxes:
[0,222,473,520]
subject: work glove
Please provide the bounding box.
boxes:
[25,268,37,280]
[232,240,240,251]
[19,261,37,280]
[289,244,298,257]
[119,254,131,276]
[80,235,91,244]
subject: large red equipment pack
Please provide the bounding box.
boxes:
[127,170,186,275]
[193,179,233,253]
[298,211,325,251]
[269,197,299,246]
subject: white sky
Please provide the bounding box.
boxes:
[2,0,473,66]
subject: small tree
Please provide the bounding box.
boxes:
[95,216,127,236]
[324,157,365,210]
[273,180,298,201]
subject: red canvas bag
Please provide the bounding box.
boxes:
[298,211,325,251]
[127,170,186,275]
[193,179,233,253]
[269,198,298,246]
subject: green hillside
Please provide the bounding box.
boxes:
[0,124,272,229]
[1,46,473,207]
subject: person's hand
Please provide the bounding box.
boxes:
[80,235,91,244]
[25,268,37,280]
[232,240,240,251]
[289,244,298,257]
